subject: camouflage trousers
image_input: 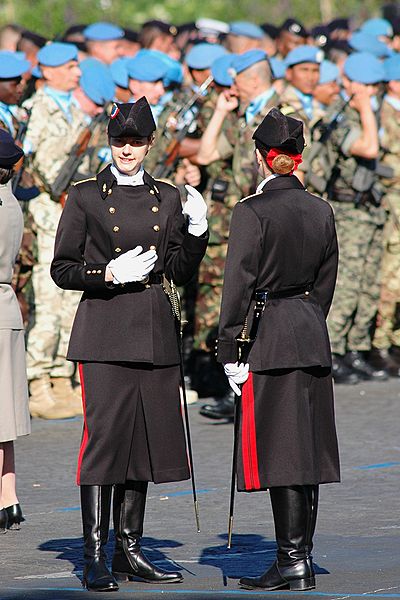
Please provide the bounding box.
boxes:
[193,243,226,351]
[372,191,400,349]
[327,201,386,355]
[26,193,81,381]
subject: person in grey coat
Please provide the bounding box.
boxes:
[0,129,31,533]
[217,108,340,592]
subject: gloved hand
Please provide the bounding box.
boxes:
[182,184,208,236]
[223,362,250,396]
[108,245,157,284]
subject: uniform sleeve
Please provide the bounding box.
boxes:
[217,202,262,363]
[164,189,209,286]
[50,186,110,292]
[312,211,339,318]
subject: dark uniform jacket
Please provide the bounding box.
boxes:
[217,174,338,371]
[51,165,208,364]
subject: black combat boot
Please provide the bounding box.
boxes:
[332,354,359,384]
[80,485,119,592]
[344,351,388,381]
[199,390,234,420]
[112,481,183,584]
[369,348,400,378]
[239,486,315,591]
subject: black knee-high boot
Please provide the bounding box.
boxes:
[81,485,119,592]
[112,480,183,583]
[239,486,316,591]
[304,485,319,567]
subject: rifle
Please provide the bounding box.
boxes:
[11,108,32,195]
[152,76,213,180]
[50,104,110,204]
[305,96,353,194]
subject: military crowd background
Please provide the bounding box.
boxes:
[1,1,400,421]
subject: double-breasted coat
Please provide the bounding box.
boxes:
[217,174,340,491]
[51,166,208,485]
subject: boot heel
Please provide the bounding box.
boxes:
[112,572,130,582]
[288,576,315,591]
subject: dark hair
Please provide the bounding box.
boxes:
[0,167,14,184]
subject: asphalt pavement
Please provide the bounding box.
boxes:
[1,378,399,600]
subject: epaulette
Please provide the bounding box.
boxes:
[155,178,177,190]
[240,192,260,203]
[73,177,96,186]
[279,104,296,116]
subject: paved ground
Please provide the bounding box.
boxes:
[1,378,400,600]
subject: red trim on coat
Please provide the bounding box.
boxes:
[241,373,261,490]
[76,363,88,486]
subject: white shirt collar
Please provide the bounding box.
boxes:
[110,164,144,186]
[256,173,280,194]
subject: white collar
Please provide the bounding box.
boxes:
[110,164,145,186]
[256,173,280,194]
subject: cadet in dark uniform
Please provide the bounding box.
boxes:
[217,108,340,592]
[51,98,208,592]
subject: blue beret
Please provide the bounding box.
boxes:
[319,59,340,84]
[0,51,30,79]
[384,54,400,81]
[185,43,227,70]
[0,128,24,168]
[230,49,269,76]
[349,32,392,58]
[126,53,168,82]
[135,49,183,86]
[269,56,286,79]
[285,45,324,67]
[229,21,264,39]
[37,42,78,67]
[211,54,236,87]
[31,65,42,79]
[79,58,115,105]
[344,52,386,84]
[360,18,393,38]
[110,57,130,88]
[84,22,124,41]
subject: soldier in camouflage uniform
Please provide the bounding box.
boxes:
[370,55,400,376]
[319,53,389,383]
[196,49,279,417]
[24,43,87,418]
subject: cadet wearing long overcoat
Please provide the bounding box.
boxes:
[217,108,340,592]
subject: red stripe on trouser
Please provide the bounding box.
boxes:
[76,363,88,485]
[241,373,261,490]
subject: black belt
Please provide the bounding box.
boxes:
[118,273,163,290]
[255,283,313,301]
[148,273,163,284]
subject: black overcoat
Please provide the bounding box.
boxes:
[50,166,208,485]
[51,166,208,364]
[217,175,340,490]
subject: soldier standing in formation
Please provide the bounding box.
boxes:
[51,99,208,591]
[217,108,340,592]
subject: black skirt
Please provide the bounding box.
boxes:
[77,362,190,485]
[237,367,340,491]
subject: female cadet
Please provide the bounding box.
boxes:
[217,108,340,592]
[51,98,208,592]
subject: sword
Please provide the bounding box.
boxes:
[226,292,268,548]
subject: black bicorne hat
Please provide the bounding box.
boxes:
[252,107,305,154]
[107,97,156,138]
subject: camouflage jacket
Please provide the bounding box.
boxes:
[24,88,86,193]
[380,96,400,192]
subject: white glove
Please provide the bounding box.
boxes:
[182,184,208,236]
[108,245,157,284]
[224,362,250,396]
